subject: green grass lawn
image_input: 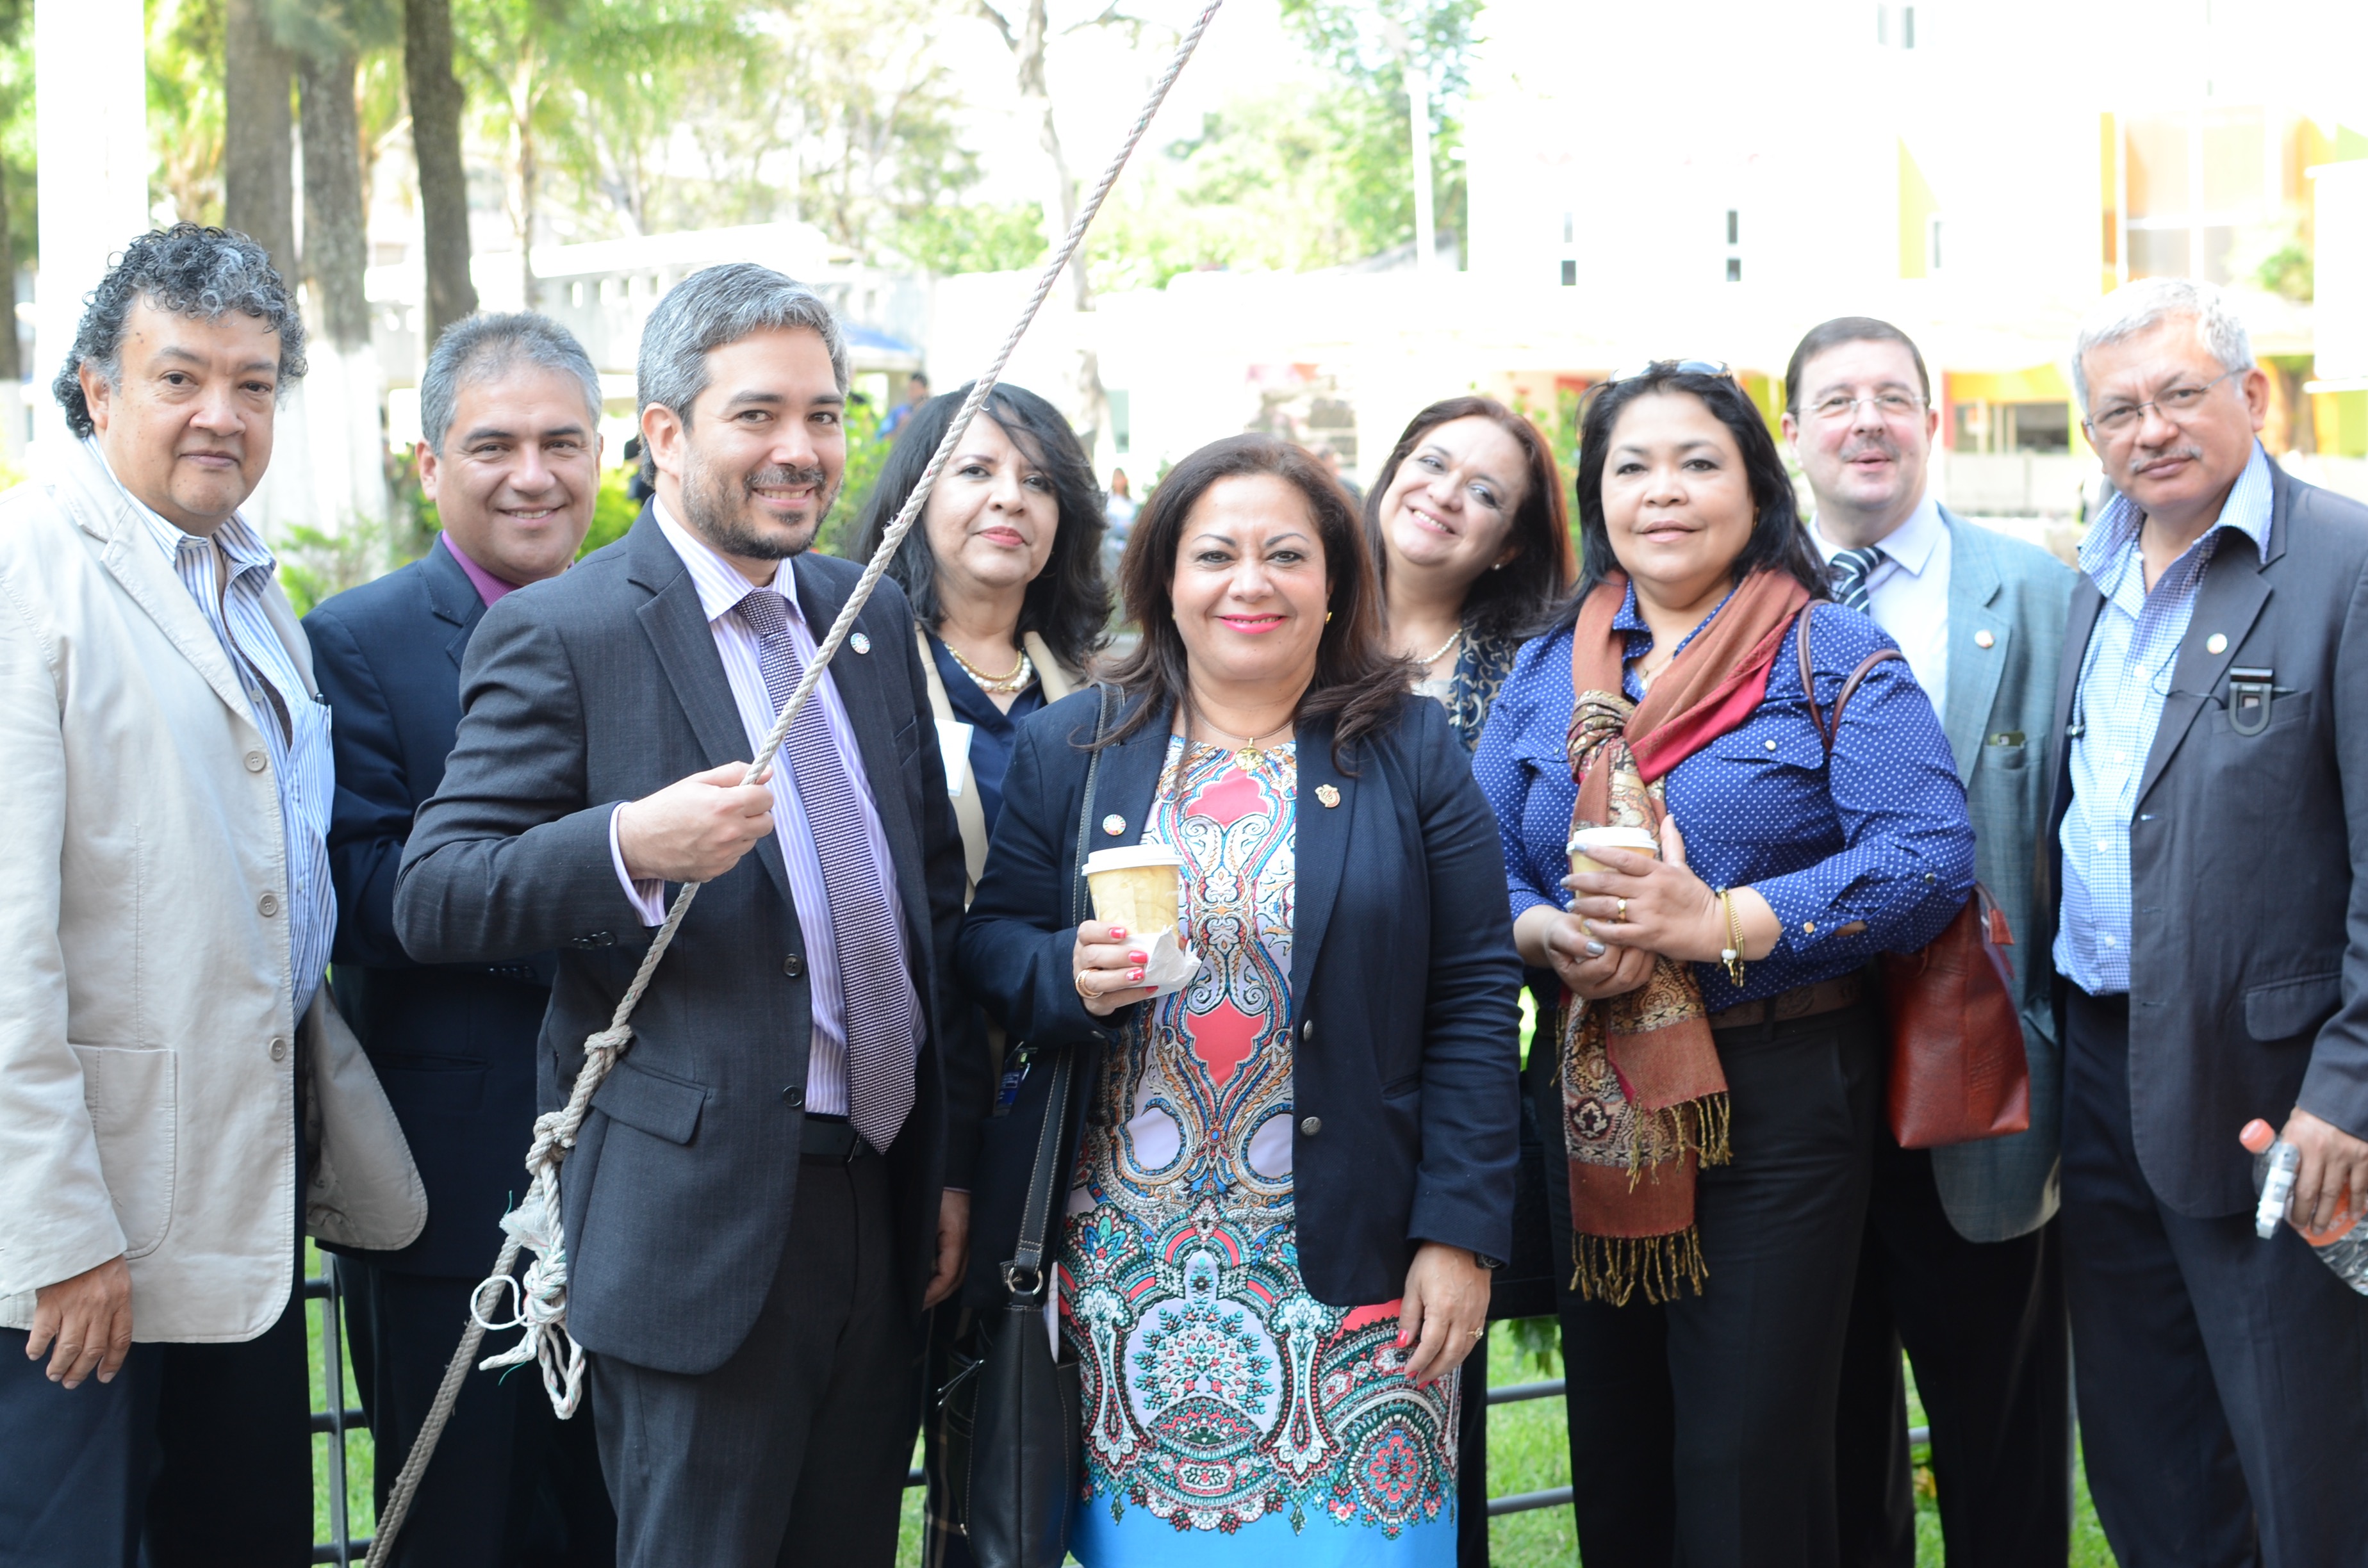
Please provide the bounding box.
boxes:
[307,1254,2119,1565]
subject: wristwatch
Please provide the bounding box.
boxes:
[1473,1252,1505,1270]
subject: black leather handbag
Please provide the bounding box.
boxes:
[951,684,1114,1567]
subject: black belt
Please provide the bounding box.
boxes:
[800,1114,866,1164]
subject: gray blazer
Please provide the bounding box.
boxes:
[2043,464,2368,1218]
[395,512,973,1375]
[1927,509,2076,1243]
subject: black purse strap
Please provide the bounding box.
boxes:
[1004,683,1119,1303]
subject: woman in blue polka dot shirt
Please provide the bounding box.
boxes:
[1470,363,1973,1567]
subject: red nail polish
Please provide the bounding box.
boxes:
[1127,951,1147,963]
[1128,968,1144,983]
[1110,926,1126,940]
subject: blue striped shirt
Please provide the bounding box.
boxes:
[109,444,336,1023]
[2053,443,2274,995]
[607,500,920,1116]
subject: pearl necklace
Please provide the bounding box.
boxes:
[946,641,1035,696]
[1414,626,1463,669]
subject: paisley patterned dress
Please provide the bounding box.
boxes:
[1059,737,1459,1566]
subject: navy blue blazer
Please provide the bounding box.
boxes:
[306,539,555,1278]
[395,513,973,1374]
[956,687,1524,1305]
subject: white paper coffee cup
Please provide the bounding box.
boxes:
[1566,824,1660,879]
[1083,846,1185,938]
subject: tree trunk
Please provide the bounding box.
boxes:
[298,49,370,352]
[223,0,297,282]
[405,0,476,341]
[515,91,539,307]
[0,154,18,382]
[999,0,1108,462]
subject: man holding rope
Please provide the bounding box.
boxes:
[396,264,975,1566]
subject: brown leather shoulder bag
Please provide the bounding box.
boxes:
[1798,605,2031,1148]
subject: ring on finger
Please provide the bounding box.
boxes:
[1616,898,1628,922]
[1074,969,1095,999]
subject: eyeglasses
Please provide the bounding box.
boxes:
[1803,391,1927,424]
[2084,368,2242,439]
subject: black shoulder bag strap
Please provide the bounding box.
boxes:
[967,685,1114,1568]
[1005,680,1115,1295]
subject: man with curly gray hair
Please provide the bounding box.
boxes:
[0,224,423,1564]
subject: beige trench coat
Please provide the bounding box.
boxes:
[0,439,422,1343]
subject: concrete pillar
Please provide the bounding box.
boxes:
[32,0,148,470]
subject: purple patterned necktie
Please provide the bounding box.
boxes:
[736,589,916,1152]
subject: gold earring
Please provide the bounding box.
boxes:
[1325,610,1334,623]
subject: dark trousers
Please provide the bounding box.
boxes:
[1833,1132,2072,1567]
[2062,986,2368,1568]
[1550,1000,1882,1568]
[0,1277,311,1567]
[588,1145,923,1568]
[337,1257,616,1568]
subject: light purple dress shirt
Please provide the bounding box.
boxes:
[606,500,919,1117]
[440,531,521,608]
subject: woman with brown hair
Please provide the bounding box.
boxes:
[1367,396,1577,751]
[957,435,1523,1564]
[1473,364,1974,1565]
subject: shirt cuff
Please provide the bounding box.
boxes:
[1754,872,1876,955]
[607,804,668,927]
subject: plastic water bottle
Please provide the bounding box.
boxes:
[2241,1120,2368,1295]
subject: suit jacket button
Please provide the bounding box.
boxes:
[257,891,280,917]
[782,1086,804,1107]
[783,952,805,978]
[1301,1116,1322,1136]
[268,1036,288,1062]
[245,749,267,772]
[1301,1019,1313,1040]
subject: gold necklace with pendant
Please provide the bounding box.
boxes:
[1193,714,1294,772]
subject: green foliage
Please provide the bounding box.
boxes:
[1274,0,1476,262]
[892,200,1047,276]
[148,0,225,225]
[816,396,888,559]
[275,519,390,617]
[580,464,644,557]
[2255,241,2313,303]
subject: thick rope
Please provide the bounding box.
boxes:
[363,6,1224,1561]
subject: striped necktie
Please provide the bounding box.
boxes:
[1827,546,1886,612]
[735,589,916,1153]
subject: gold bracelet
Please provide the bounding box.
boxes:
[1716,887,1747,986]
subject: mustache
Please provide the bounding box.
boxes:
[2136,442,2205,465]
[744,463,829,493]
[1838,436,1900,463]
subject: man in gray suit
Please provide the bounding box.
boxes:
[396,265,975,1566]
[1784,318,2076,1568]
[2046,278,2368,1567]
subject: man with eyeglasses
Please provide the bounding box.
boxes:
[2046,277,2368,1567]
[1780,316,2077,1568]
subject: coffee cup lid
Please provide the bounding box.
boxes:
[1084,846,1185,875]
[1567,825,1659,853]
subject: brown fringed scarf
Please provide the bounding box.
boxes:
[1560,569,1811,1304]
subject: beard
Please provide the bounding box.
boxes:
[680,447,839,560]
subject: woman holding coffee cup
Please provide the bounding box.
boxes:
[1471,363,1974,1567]
[958,435,1522,1564]
[1367,395,1576,751]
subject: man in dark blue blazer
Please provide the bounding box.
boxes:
[306,313,617,1566]
[395,266,974,1568]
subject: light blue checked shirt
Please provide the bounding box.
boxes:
[105,443,336,1023]
[2054,443,2274,995]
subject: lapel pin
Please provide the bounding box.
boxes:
[1316,784,1340,808]
[2205,633,2227,655]
[849,631,872,655]
[1973,629,1995,649]
[1101,813,1127,836]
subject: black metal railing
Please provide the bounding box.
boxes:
[308,1297,1588,1560]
